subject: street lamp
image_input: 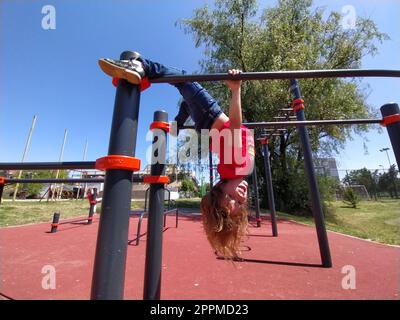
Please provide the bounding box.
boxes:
[379,148,392,168]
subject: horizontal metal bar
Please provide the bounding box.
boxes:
[246,118,382,128]
[273,116,297,119]
[0,161,96,170]
[2,175,144,184]
[179,118,381,130]
[4,178,104,184]
[150,69,400,84]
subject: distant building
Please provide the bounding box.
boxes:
[314,158,340,181]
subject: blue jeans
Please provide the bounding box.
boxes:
[140,58,223,132]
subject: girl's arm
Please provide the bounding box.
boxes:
[226,69,243,148]
[226,69,242,129]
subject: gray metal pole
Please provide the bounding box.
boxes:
[209,146,214,188]
[143,110,168,300]
[381,103,400,170]
[261,140,278,237]
[91,51,141,299]
[252,165,261,227]
[290,79,332,268]
[0,182,4,204]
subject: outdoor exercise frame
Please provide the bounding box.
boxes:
[0,50,398,299]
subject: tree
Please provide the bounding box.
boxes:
[178,0,387,214]
[180,178,196,193]
[378,165,399,198]
[342,187,359,208]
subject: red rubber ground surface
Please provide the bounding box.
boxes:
[1,214,399,299]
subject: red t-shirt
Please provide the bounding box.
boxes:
[210,121,255,180]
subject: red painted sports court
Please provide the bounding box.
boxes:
[0,213,399,299]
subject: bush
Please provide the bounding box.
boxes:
[342,187,359,208]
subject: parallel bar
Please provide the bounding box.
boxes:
[0,161,96,170]
[179,118,381,131]
[150,69,400,84]
[246,118,381,128]
[4,178,104,184]
[3,176,143,184]
[261,142,278,237]
[290,79,332,268]
[251,165,261,227]
[209,147,214,187]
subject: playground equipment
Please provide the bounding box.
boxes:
[0,51,399,300]
[50,188,100,233]
[131,188,179,246]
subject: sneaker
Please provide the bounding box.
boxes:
[98,55,145,85]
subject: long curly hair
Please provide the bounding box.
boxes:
[200,182,248,259]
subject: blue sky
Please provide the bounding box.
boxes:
[0,0,399,180]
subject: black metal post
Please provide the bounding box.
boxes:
[209,146,214,188]
[252,165,261,227]
[0,182,4,204]
[50,212,60,233]
[381,103,400,170]
[290,79,332,268]
[91,51,141,299]
[87,188,97,225]
[261,140,278,237]
[143,110,168,300]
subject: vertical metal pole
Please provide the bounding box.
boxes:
[50,212,60,233]
[87,188,97,225]
[261,140,278,237]
[381,103,400,170]
[91,51,141,299]
[252,165,261,227]
[13,115,37,201]
[290,79,332,268]
[209,145,214,188]
[143,110,168,300]
[0,182,4,204]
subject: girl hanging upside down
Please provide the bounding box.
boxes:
[98,52,255,259]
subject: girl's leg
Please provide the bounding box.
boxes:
[140,58,223,132]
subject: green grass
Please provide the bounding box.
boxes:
[1,198,399,246]
[0,199,143,227]
[277,199,400,245]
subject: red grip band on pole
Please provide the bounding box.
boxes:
[381,114,400,126]
[292,98,305,112]
[95,155,141,171]
[143,176,170,184]
[150,121,170,132]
